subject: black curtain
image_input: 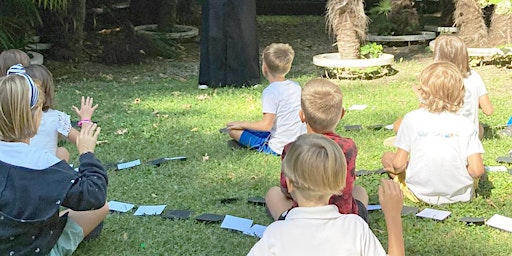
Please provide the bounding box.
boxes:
[199,0,260,87]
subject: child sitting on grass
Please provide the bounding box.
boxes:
[266,78,368,221]
[226,43,306,155]
[381,61,485,205]
[0,70,108,255]
[25,64,98,162]
[433,34,494,139]
[0,49,30,75]
[248,134,405,256]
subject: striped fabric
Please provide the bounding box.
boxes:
[7,64,39,109]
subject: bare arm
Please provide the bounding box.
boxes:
[467,153,485,178]
[391,148,409,174]
[226,113,276,131]
[478,94,494,116]
[379,179,405,256]
[67,127,79,145]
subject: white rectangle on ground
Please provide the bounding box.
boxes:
[348,104,368,111]
[221,215,254,233]
[117,159,141,170]
[487,214,512,232]
[485,166,508,172]
[109,200,135,213]
[416,208,451,221]
[385,124,394,130]
[367,204,382,211]
[247,224,267,238]
[133,205,166,216]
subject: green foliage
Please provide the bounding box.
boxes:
[33,0,68,10]
[368,0,394,36]
[360,42,383,59]
[0,0,41,50]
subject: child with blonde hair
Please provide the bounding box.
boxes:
[382,62,485,205]
[0,69,108,255]
[226,43,305,155]
[249,134,405,256]
[433,34,494,138]
[266,78,368,221]
[0,49,30,75]
[24,64,96,162]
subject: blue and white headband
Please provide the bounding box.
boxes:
[7,64,39,109]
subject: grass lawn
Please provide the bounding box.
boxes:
[46,16,511,256]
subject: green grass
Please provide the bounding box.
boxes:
[46,16,512,256]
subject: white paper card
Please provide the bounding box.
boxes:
[133,205,166,216]
[108,200,135,213]
[416,208,451,221]
[248,224,267,238]
[485,166,508,172]
[367,204,382,211]
[384,124,394,130]
[117,159,141,170]
[348,104,368,111]
[486,214,512,232]
[221,215,254,233]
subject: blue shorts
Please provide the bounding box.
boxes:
[48,218,84,256]
[239,130,278,155]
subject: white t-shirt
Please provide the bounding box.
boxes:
[0,141,60,169]
[395,108,484,205]
[458,70,488,127]
[262,80,306,154]
[248,205,386,256]
[30,109,72,155]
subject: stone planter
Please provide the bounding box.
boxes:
[367,31,436,43]
[313,53,395,68]
[134,24,198,40]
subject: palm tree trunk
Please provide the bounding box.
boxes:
[488,7,512,46]
[389,0,420,35]
[326,0,367,60]
[454,0,488,47]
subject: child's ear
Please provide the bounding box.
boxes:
[340,107,345,120]
[285,176,294,193]
[299,109,306,123]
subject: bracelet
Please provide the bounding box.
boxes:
[78,119,93,127]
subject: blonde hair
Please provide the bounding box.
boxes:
[25,64,55,111]
[283,134,346,201]
[262,43,294,77]
[0,49,30,76]
[0,75,44,141]
[432,34,471,78]
[301,78,343,133]
[418,61,465,113]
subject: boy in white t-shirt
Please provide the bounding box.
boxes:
[382,62,485,205]
[248,134,405,256]
[226,43,306,155]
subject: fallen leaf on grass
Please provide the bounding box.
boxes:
[182,104,192,109]
[151,193,158,198]
[96,140,109,145]
[202,154,209,161]
[115,128,128,135]
[197,94,209,100]
[152,110,159,115]
[100,73,113,80]
[152,123,158,129]
[190,127,198,132]
[172,91,181,96]
[122,232,128,240]
[132,98,141,104]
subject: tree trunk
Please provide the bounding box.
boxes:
[389,0,420,35]
[326,0,367,60]
[440,0,454,26]
[336,14,360,59]
[488,6,512,46]
[53,0,86,61]
[158,0,177,32]
[454,0,488,47]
